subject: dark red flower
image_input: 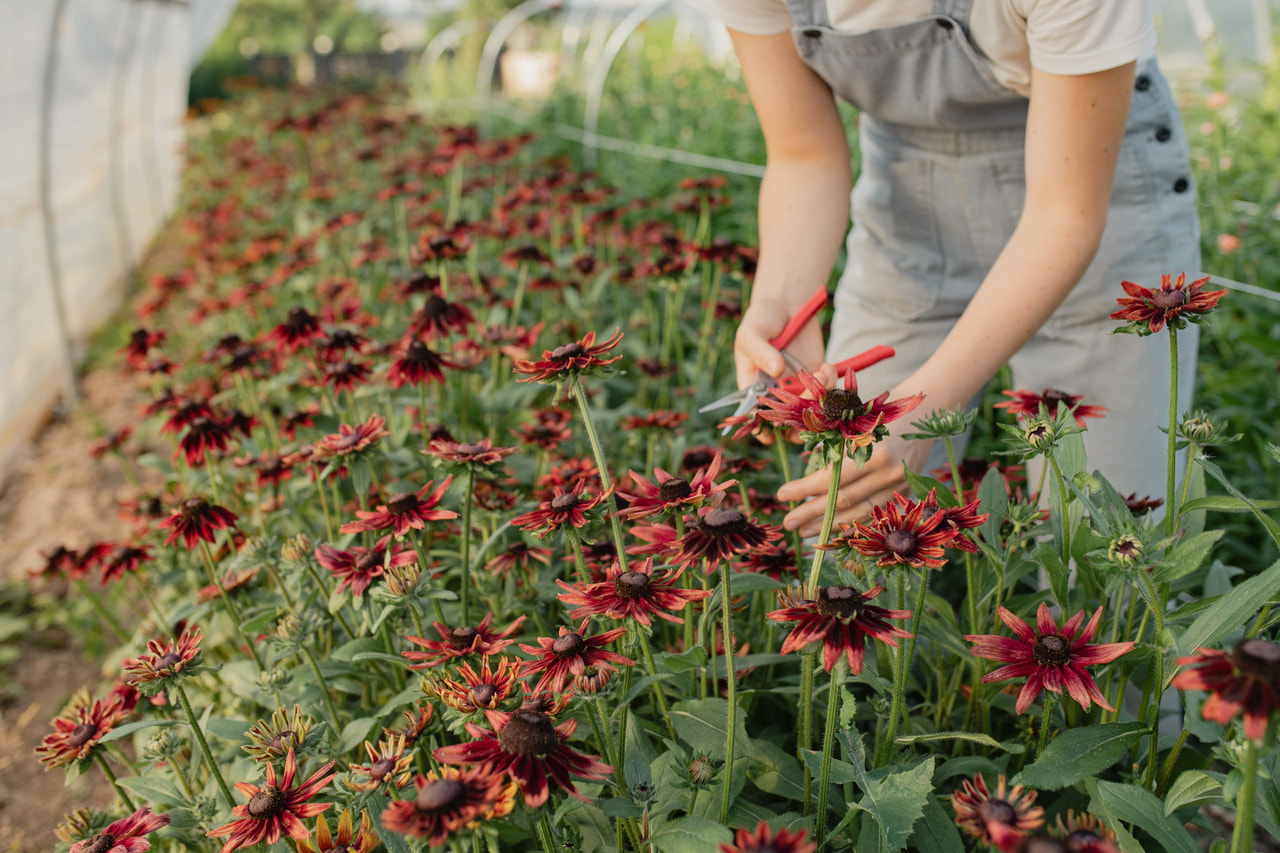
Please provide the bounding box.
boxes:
[768,585,912,674]
[31,544,84,580]
[206,748,335,853]
[518,619,634,693]
[511,481,608,539]
[69,807,169,853]
[403,613,527,670]
[380,768,515,845]
[619,410,689,432]
[313,415,389,459]
[737,541,801,580]
[436,656,523,714]
[994,389,1107,428]
[158,497,237,549]
[177,416,234,466]
[122,328,165,370]
[315,536,416,597]
[1111,271,1226,335]
[36,689,134,768]
[484,542,552,578]
[433,710,611,807]
[387,340,458,388]
[952,774,1044,852]
[512,329,623,384]
[425,438,517,467]
[89,427,133,460]
[267,307,322,354]
[719,820,816,853]
[339,477,456,538]
[671,506,782,573]
[122,625,203,686]
[967,604,1135,715]
[758,365,924,445]
[824,489,983,570]
[556,558,712,627]
[1055,811,1122,853]
[1120,493,1164,514]
[318,359,373,393]
[98,543,152,584]
[407,293,474,342]
[617,452,736,520]
[1172,638,1280,742]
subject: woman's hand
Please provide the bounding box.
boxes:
[778,430,935,538]
[734,296,826,389]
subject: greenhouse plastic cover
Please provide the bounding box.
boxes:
[0,0,235,479]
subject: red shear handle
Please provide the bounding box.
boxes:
[776,345,895,394]
[767,288,828,350]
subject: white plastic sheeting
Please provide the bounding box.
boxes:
[0,0,201,478]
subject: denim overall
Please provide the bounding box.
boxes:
[783,0,1201,500]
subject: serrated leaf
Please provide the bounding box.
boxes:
[659,646,707,673]
[649,816,734,853]
[1013,722,1147,791]
[339,716,381,754]
[1164,770,1222,815]
[801,749,861,785]
[98,718,185,744]
[848,757,935,853]
[1195,457,1280,549]
[1150,530,1225,584]
[904,469,958,507]
[1089,780,1199,853]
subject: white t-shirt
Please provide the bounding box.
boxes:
[687,0,1156,96]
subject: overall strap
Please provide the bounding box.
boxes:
[933,0,974,28]
[791,0,832,29]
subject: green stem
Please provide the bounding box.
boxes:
[1048,453,1071,569]
[719,559,737,825]
[805,449,845,597]
[899,570,930,739]
[509,261,529,326]
[815,661,846,851]
[565,527,590,583]
[95,752,136,811]
[1038,693,1055,757]
[799,653,815,814]
[173,682,236,809]
[1231,732,1263,853]
[1158,728,1190,797]
[304,559,356,641]
[302,645,343,737]
[199,543,265,670]
[461,468,475,624]
[876,570,912,767]
[570,377,629,572]
[534,810,556,853]
[73,578,128,642]
[1166,328,1179,537]
[637,628,675,739]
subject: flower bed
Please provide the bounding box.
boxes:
[31,87,1280,853]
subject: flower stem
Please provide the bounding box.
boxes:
[1037,693,1055,757]
[198,543,264,670]
[565,527,590,583]
[719,559,738,825]
[805,448,845,598]
[510,261,529,326]
[815,660,846,851]
[1166,328,1179,537]
[95,752,136,811]
[637,628,675,739]
[569,377,629,572]
[799,652,815,814]
[534,810,556,853]
[302,644,343,738]
[1048,453,1071,567]
[1230,730,1262,853]
[173,682,236,809]
[73,578,128,642]
[876,570,913,768]
[461,468,475,624]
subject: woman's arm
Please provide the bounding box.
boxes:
[779,61,1137,536]
[730,29,853,388]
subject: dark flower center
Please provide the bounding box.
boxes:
[450,626,479,647]
[181,497,208,517]
[406,340,431,361]
[883,529,918,558]
[1024,839,1070,853]
[470,683,498,707]
[552,632,586,657]
[1152,288,1187,311]
[1033,634,1072,667]
[416,778,464,813]
[387,492,421,515]
[428,234,456,252]
[700,508,748,536]
[285,307,315,331]
[1042,388,1073,404]
[659,478,693,502]
[550,342,584,362]
[354,551,381,572]
[683,450,714,470]
[1233,638,1280,680]
[424,294,448,319]
[456,443,485,456]
[156,652,183,671]
[246,785,287,819]
[550,492,580,511]
[821,387,865,422]
[977,798,1019,826]
[370,757,396,780]
[614,572,652,599]
[1066,829,1104,844]
[68,723,99,748]
[80,834,116,853]
[498,710,560,758]
[815,586,866,619]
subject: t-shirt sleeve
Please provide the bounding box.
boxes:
[1023,0,1156,75]
[682,0,793,35]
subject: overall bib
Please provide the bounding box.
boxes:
[783,0,1200,500]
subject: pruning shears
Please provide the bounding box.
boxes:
[700,289,895,434]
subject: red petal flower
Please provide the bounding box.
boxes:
[768,585,912,674]
[339,477,457,538]
[206,748,335,853]
[70,807,169,853]
[994,389,1107,428]
[1172,638,1280,742]
[1110,271,1226,335]
[512,329,623,384]
[518,619,634,694]
[556,557,712,627]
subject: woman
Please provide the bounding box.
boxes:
[696,0,1200,537]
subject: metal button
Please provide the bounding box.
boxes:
[1173,178,1190,193]
[1135,75,1151,91]
[1155,127,1172,142]
[937,18,954,30]
[802,28,822,38]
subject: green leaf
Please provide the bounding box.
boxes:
[1013,722,1147,790]
[1150,530,1225,584]
[659,646,707,673]
[725,572,785,594]
[366,792,413,853]
[1195,457,1280,549]
[649,816,734,853]
[1164,770,1223,815]
[117,774,186,805]
[912,796,965,853]
[848,757,935,853]
[1176,558,1280,675]
[339,716,381,754]
[671,698,749,761]
[1088,780,1199,853]
[976,467,1009,556]
[1034,542,1070,612]
[801,749,861,785]
[98,718,185,744]
[349,651,412,667]
[895,731,1022,754]
[903,469,958,507]
[748,737,806,803]
[1180,495,1280,514]
[204,717,252,741]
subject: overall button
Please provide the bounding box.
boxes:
[937,18,954,30]
[1135,75,1151,91]
[1173,178,1190,193]
[1155,127,1172,142]
[801,28,822,38]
